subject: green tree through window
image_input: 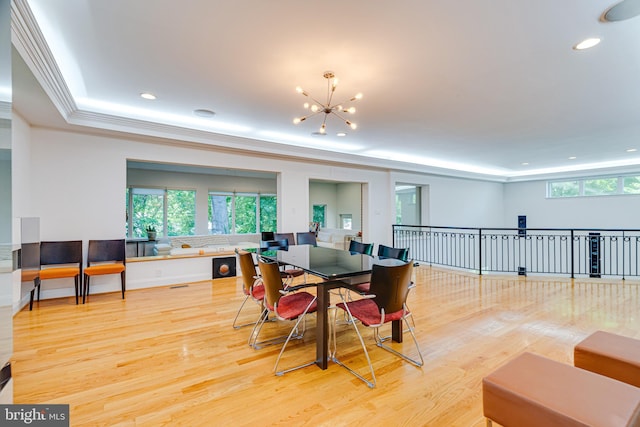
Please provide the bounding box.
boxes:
[209,192,277,235]
[167,190,195,236]
[128,188,196,238]
[260,195,277,233]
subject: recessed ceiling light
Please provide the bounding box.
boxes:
[336,132,347,137]
[573,38,601,50]
[521,162,529,166]
[194,109,216,118]
[140,92,156,100]
[603,0,640,22]
[311,131,327,136]
[568,156,577,160]
[627,148,638,152]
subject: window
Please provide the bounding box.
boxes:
[340,214,352,230]
[129,188,164,238]
[127,187,196,238]
[312,204,326,228]
[208,192,276,235]
[209,193,232,234]
[166,189,196,236]
[234,194,257,234]
[260,195,277,233]
[623,176,640,194]
[583,178,617,196]
[548,174,640,198]
[548,180,579,198]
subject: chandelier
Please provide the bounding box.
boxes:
[293,71,362,135]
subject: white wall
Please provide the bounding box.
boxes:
[391,172,506,228]
[309,182,338,228]
[309,181,362,231]
[336,182,361,231]
[13,124,513,305]
[11,112,33,310]
[504,180,640,229]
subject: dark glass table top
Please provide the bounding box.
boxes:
[258,245,405,280]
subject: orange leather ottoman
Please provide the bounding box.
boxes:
[482,352,640,427]
[574,330,640,388]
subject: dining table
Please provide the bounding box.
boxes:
[258,244,407,370]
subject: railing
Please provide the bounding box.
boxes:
[392,225,640,279]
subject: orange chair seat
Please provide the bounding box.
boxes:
[85,264,125,276]
[40,267,80,280]
[21,270,39,281]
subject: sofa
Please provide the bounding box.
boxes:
[153,234,260,256]
[316,228,358,250]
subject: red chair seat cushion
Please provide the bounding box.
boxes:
[249,284,265,300]
[85,264,126,276]
[337,299,405,326]
[276,291,317,320]
[39,267,80,280]
[354,282,370,293]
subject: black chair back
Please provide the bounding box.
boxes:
[296,232,317,246]
[274,233,296,245]
[261,231,275,241]
[260,239,289,251]
[369,262,413,313]
[377,244,409,262]
[40,240,83,266]
[349,240,373,256]
[87,239,126,265]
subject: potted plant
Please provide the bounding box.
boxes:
[146,225,157,241]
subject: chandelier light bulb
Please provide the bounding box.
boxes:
[294,71,361,133]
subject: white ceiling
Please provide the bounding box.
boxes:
[10,0,640,182]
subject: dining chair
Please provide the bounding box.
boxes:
[332,261,423,388]
[352,244,408,295]
[232,250,266,329]
[39,240,83,304]
[261,231,275,241]
[296,231,317,246]
[83,239,126,303]
[377,244,409,261]
[274,232,296,245]
[249,257,318,377]
[340,240,375,306]
[348,240,374,256]
[260,239,305,285]
[259,239,289,251]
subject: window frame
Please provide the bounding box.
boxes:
[548,174,640,198]
[127,186,196,238]
[208,191,276,235]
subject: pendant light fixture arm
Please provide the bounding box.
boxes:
[293,71,362,132]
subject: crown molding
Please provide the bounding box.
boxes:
[11,0,76,118]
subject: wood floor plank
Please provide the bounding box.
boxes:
[11,266,640,426]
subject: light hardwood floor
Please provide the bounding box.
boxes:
[11,266,640,426]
